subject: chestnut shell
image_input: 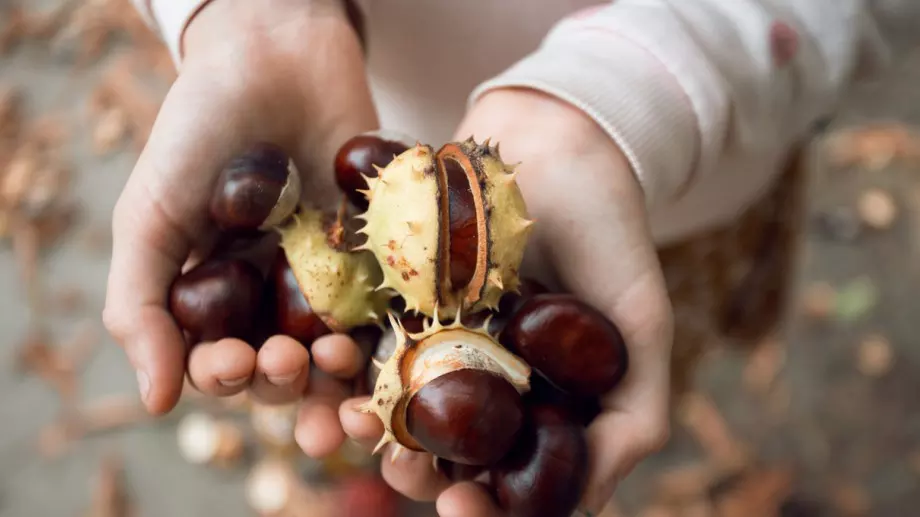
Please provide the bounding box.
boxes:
[168,258,264,343]
[406,369,524,466]
[501,294,628,397]
[436,458,485,483]
[490,404,589,517]
[268,252,331,346]
[209,143,290,235]
[334,134,410,210]
[525,373,601,428]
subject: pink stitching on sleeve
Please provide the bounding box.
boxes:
[769,21,799,68]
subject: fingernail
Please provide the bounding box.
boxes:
[267,369,301,387]
[218,376,249,387]
[136,370,151,402]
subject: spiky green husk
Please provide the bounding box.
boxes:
[443,138,533,311]
[356,310,531,460]
[278,207,389,332]
[358,138,533,319]
[357,145,441,315]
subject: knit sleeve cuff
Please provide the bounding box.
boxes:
[148,0,216,68]
[469,18,701,208]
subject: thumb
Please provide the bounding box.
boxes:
[103,75,269,414]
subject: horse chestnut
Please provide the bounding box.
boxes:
[436,458,485,482]
[209,143,301,235]
[406,368,524,466]
[491,404,589,517]
[334,131,413,210]
[444,156,478,290]
[525,373,601,427]
[501,294,628,397]
[358,138,532,319]
[461,278,551,336]
[357,316,531,464]
[168,258,264,343]
[269,252,331,345]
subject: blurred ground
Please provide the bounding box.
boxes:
[1,2,920,517]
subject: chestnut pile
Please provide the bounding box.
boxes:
[166,131,630,517]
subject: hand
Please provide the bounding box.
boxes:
[103,0,375,455]
[338,89,674,515]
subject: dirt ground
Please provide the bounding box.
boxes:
[2,2,920,517]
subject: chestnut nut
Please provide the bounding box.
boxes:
[406,368,525,466]
[334,131,413,210]
[501,294,628,397]
[269,252,331,345]
[168,258,264,343]
[491,404,589,517]
[209,143,300,235]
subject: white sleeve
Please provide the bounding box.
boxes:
[470,0,912,219]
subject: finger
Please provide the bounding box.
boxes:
[250,335,311,404]
[537,165,671,511]
[380,447,451,502]
[498,137,672,511]
[311,334,364,379]
[103,74,265,415]
[186,338,257,396]
[294,370,352,458]
[339,396,384,450]
[290,31,379,210]
[436,482,502,517]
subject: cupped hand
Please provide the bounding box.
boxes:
[102,0,374,444]
[338,89,675,515]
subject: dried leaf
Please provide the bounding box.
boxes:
[712,466,795,517]
[800,282,837,321]
[825,122,920,170]
[833,277,879,323]
[829,482,870,517]
[50,284,87,315]
[678,393,750,471]
[856,334,893,377]
[92,107,128,155]
[86,453,131,517]
[38,395,148,458]
[857,188,897,230]
[743,337,786,396]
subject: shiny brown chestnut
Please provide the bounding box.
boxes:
[501,294,628,397]
[461,278,551,336]
[525,373,601,427]
[269,252,331,345]
[490,404,589,517]
[334,131,413,210]
[209,143,300,235]
[436,458,485,483]
[443,156,478,290]
[497,278,550,315]
[406,368,524,466]
[168,258,264,343]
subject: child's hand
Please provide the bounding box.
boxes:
[102,0,375,436]
[338,89,674,515]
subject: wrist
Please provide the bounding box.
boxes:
[182,0,359,66]
[460,89,638,191]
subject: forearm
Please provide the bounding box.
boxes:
[128,0,360,68]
